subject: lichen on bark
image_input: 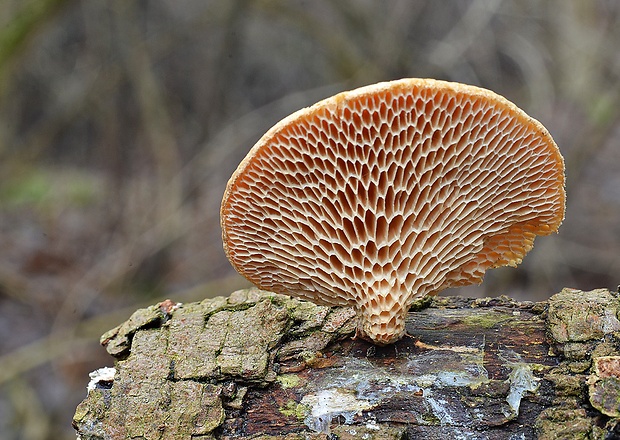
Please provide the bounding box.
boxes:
[74,288,357,439]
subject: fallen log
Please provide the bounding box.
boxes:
[73,287,620,439]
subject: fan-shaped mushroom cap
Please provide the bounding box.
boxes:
[221,78,565,345]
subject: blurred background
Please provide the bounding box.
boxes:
[1,0,619,438]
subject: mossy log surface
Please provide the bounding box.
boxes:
[73,287,620,439]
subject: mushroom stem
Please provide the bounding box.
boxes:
[357,286,409,345]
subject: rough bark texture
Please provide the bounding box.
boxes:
[73,287,620,439]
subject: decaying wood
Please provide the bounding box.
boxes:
[73,287,620,439]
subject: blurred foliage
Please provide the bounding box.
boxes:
[0,0,619,438]
[0,0,73,81]
[0,166,100,208]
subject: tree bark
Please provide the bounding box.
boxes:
[73,287,620,439]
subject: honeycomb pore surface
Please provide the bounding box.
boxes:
[221,78,565,345]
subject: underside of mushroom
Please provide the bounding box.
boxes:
[221,78,565,345]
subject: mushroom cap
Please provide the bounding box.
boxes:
[221,78,565,345]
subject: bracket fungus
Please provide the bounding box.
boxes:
[221,78,565,345]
